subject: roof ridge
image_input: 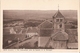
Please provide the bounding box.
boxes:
[39,20,51,25]
[53,10,64,18]
[51,31,60,38]
[51,31,68,40]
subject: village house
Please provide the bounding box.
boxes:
[10,26,22,34]
[26,27,39,38]
[65,29,78,49]
[4,26,27,35]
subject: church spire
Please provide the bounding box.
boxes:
[58,4,59,11]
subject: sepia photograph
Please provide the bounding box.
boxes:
[3,9,78,49]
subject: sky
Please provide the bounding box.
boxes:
[1,0,79,10]
[2,0,78,20]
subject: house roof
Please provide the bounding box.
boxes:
[53,10,64,18]
[65,24,72,29]
[27,27,39,33]
[38,20,53,28]
[68,43,78,49]
[65,29,77,35]
[22,28,27,33]
[65,29,77,43]
[51,31,68,41]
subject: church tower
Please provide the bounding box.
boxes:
[53,6,65,32]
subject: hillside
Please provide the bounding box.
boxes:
[3,10,77,21]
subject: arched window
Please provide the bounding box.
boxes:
[60,19,63,22]
[56,19,59,22]
[59,24,62,28]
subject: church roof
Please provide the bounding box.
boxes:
[51,31,68,41]
[38,20,53,28]
[39,37,50,47]
[53,10,64,18]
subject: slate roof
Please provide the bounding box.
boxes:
[65,24,72,29]
[51,31,68,41]
[65,29,78,43]
[38,20,53,28]
[53,10,64,18]
[40,29,53,37]
[65,29,77,35]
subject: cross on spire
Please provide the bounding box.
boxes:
[58,4,59,11]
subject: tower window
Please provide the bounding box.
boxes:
[60,19,63,22]
[56,19,59,22]
[59,24,62,28]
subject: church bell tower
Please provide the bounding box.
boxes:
[53,5,65,32]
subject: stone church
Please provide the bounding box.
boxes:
[38,9,77,49]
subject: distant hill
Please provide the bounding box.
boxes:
[3,10,77,21]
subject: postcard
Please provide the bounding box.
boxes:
[0,0,79,52]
